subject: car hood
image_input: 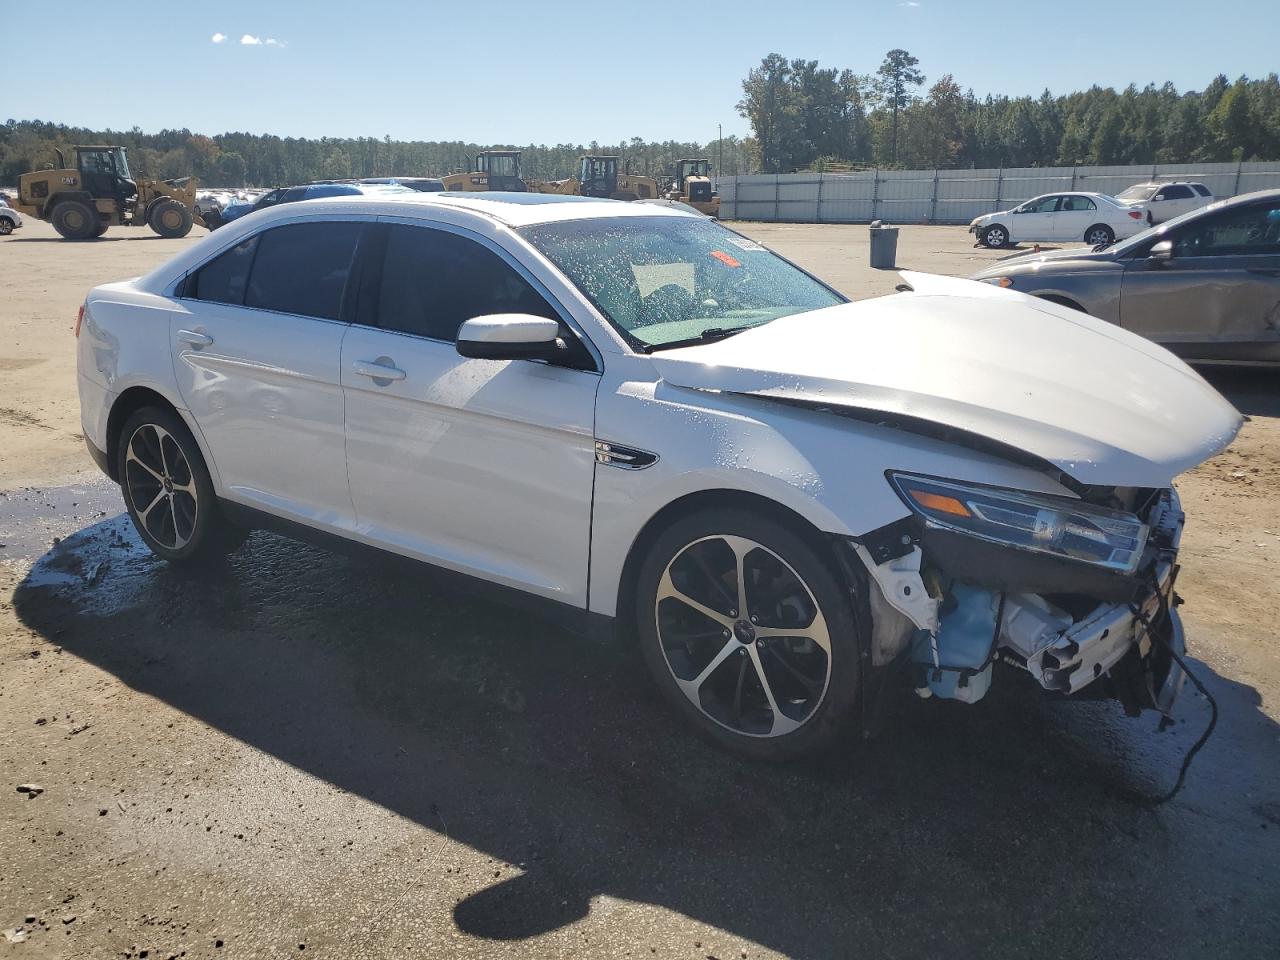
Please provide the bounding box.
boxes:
[649,273,1242,488]
[970,245,1119,277]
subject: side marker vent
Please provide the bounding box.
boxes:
[594,440,658,470]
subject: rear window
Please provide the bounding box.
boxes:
[243,222,364,320]
[1193,184,1212,197]
[1157,185,1195,201]
[1115,184,1157,201]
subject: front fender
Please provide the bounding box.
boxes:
[587,377,1074,617]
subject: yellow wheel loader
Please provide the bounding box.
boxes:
[15,145,204,240]
[528,156,659,201]
[440,151,528,192]
[667,159,720,217]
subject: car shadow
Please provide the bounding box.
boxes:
[1197,366,1280,418]
[11,511,1280,957]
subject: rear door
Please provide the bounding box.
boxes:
[1053,195,1096,241]
[340,218,600,604]
[171,219,367,526]
[1009,195,1059,242]
[1119,199,1280,362]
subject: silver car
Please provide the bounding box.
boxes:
[970,190,1280,365]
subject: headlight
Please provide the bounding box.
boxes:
[980,277,1014,288]
[889,473,1149,574]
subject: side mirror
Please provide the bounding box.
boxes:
[456,314,566,361]
[1148,239,1173,265]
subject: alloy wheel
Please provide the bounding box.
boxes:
[655,535,832,738]
[1087,227,1112,246]
[123,423,199,550]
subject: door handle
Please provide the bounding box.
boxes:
[176,328,213,348]
[352,360,407,381]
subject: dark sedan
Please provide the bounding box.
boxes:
[969,189,1280,365]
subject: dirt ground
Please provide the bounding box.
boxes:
[1,217,1278,959]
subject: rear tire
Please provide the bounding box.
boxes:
[149,199,194,238]
[635,507,864,760]
[982,224,1010,248]
[51,200,99,240]
[1084,224,1114,247]
[92,221,108,237]
[116,406,247,564]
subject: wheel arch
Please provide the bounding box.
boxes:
[105,385,218,490]
[1032,292,1088,314]
[1083,222,1114,242]
[612,488,843,644]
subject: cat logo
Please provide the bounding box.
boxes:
[62,176,78,186]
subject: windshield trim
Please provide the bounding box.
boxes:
[516,215,848,355]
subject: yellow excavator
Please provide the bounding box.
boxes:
[15,145,203,239]
[667,158,720,217]
[440,150,528,192]
[529,155,659,201]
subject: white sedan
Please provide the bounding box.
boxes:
[76,193,1240,758]
[970,192,1148,249]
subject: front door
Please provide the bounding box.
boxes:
[1120,198,1280,363]
[1010,195,1060,242]
[341,219,600,604]
[171,219,365,526]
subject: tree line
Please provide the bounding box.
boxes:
[738,51,1280,172]
[0,119,757,188]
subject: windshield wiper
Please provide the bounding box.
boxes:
[642,326,749,353]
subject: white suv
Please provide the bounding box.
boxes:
[75,193,1241,757]
[1114,181,1215,224]
[0,196,23,235]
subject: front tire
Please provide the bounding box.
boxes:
[149,199,194,238]
[116,406,246,564]
[982,224,1009,248]
[0,218,13,236]
[635,507,864,760]
[51,200,99,240]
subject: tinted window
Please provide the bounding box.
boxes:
[1157,185,1194,201]
[1193,184,1212,197]
[244,222,363,319]
[1060,196,1096,211]
[1172,203,1280,257]
[375,225,557,341]
[189,236,259,305]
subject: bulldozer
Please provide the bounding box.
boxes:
[440,150,528,192]
[15,145,203,240]
[667,158,719,217]
[529,156,659,201]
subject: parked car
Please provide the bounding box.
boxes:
[969,192,1147,249]
[969,189,1280,365]
[1114,181,1214,224]
[76,192,1241,758]
[212,182,410,228]
[0,196,23,235]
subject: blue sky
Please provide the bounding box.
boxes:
[3,0,1274,145]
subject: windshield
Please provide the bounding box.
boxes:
[1108,197,1236,256]
[521,216,845,349]
[1115,184,1156,201]
[486,154,519,178]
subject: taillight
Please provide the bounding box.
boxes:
[1128,210,1143,220]
[75,304,85,338]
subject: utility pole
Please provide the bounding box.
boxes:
[718,123,723,183]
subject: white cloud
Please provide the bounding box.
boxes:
[240,34,262,45]
[211,32,226,43]
[265,38,286,46]
[898,1,920,6]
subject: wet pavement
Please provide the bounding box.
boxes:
[3,475,1279,958]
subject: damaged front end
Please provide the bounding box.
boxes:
[848,479,1188,719]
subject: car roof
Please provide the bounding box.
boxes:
[312,190,703,227]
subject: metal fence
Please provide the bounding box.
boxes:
[719,162,1280,224]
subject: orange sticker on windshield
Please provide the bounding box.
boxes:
[710,250,741,268]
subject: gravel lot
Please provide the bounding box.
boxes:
[2,217,1278,959]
